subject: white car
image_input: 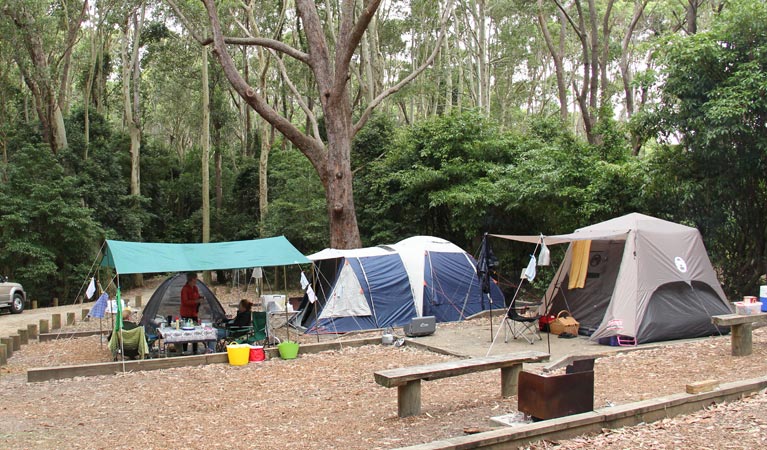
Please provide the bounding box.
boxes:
[0,275,25,314]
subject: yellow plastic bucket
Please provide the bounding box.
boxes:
[226,344,250,366]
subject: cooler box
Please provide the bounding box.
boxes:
[262,294,286,312]
[403,316,436,337]
[735,301,761,315]
[760,286,767,312]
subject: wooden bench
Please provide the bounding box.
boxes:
[373,351,549,417]
[712,313,767,356]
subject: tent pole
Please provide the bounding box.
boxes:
[313,265,319,344]
[284,265,290,342]
[544,258,564,355]
[488,293,493,342]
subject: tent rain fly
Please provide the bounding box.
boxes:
[100,236,310,275]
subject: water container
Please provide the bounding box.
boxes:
[382,326,395,345]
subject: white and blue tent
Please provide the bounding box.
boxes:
[303,236,505,333]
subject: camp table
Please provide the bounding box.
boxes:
[157,325,217,355]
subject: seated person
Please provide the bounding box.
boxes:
[108,308,137,341]
[209,299,253,352]
[228,299,254,328]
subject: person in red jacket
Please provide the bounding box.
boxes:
[180,272,204,354]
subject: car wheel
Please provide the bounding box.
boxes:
[10,293,24,314]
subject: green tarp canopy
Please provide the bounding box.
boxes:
[100,236,310,275]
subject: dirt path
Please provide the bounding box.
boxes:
[0,284,158,339]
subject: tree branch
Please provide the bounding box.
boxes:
[552,0,584,42]
[200,0,327,177]
[167,0,310,64]
[295,0,334,105]
[334,0,383,95]
[57,0,90,108]
[270,49,321,142]
[353,0,454,135]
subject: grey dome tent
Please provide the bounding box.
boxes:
[493,213,732,344]
[139,274,227,331]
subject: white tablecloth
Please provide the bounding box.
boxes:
[158,326,217,344]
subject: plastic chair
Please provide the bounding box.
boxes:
[503,301,542,344]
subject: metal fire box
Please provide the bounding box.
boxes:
[517,359,594,420]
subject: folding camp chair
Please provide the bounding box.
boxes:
[108,326,150,360]
[502,299,542,344]
[227,311,268,346]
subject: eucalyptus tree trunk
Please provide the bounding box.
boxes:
[443,33,452,114]
[4,5,74,153]
[121,14,143,203]
[186,0,452,248]
[201,46,211,284]
[686,0,699,34]
[0,70,7,182]
[620,0,649,120]
[537,0,569,123]
[84,28,99,155]
[121,5,145,287]
[476,0,489,113]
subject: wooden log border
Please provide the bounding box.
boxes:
[394,376,767,450]
[27,337,382,382]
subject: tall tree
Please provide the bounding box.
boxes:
[537,0,569,123]
[121,2,145,287]
[121,6,144,202]
[201,45,211,283]
[169,0,453,248]
[2,0,88,153]
[643,0,767,295]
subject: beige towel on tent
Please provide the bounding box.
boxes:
[568,240,591,289]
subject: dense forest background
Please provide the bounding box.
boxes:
[0,0,765,303]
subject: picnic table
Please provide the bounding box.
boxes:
[711,313,767,356]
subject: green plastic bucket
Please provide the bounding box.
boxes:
[277,341,299,360]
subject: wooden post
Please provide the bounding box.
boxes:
[32,300,38,309]
[135,295,142,308]
[27,324,38,339]
[397,380,422,418]
[501,364,523,397]
[731,323,752,356]
[0,340,10,359]
[17,329,28,345]
[0,343,6,365]
[53,297,59,307]
[82,309,89,320]
[51,314,61,330]
[66,312,76,326]
[11,335,20,351]
[39,319,50,334]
